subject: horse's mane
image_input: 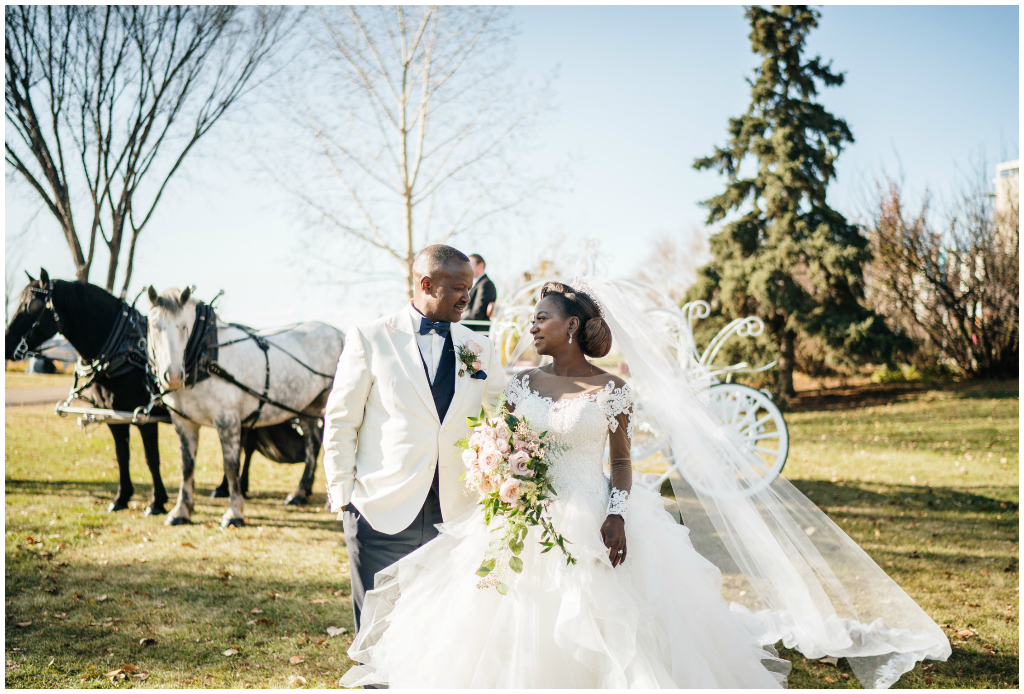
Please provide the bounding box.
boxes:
[52,279,125,360]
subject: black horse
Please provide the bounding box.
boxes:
[6,271,324,513]
[6,271,168,514]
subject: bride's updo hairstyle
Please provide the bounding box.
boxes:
[539,282,612,359]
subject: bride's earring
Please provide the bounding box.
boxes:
[568,331,573,344]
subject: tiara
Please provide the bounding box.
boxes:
[569,276,604,317]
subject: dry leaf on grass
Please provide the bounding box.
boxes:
[132,673,149,681]
[289,655,306,665]
[309,599,327,604]
[288,675,307,685]
[222,649,239,657]
[138,638,157,647]
[16,621,32,628]
[251,608,263,614]
[326,627,347,637]
[818,656,838,666]
[95,595,108,602]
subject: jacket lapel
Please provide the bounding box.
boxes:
[385,310,439,422]
[443,323,472,427]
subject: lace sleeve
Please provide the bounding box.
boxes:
[503,373,531,411]
[598,382,635,441]
[600,381,633,518]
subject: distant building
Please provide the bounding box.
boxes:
[995,159,1019,217]
[994,159,1019,250]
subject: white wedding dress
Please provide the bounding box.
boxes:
[341,374,789,688]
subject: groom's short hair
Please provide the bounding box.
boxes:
[413,245,470,279]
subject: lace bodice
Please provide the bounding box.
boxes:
[504,373,634,510]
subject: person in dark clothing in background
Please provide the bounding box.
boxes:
[465,254,497,332]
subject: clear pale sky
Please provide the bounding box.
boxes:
[5,5,1018,330]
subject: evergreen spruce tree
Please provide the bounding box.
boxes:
[693,5,903,397]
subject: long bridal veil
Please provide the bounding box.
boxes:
[510,277,950,689]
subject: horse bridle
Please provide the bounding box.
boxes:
[12,281,64,362]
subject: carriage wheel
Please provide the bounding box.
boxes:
[704,383,789,494]
[628,401,672,491]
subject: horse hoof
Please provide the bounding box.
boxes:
[108,501,130,512]
[166,516,192,526]
[145,504,167,516]
[284,494,308,507]
[209,487,229,499]
[222,517,245,529]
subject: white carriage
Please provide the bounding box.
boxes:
[470,277,789,498]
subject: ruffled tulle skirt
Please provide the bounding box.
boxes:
[341,485,789,688]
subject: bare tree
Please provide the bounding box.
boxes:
[633,229,709,304]
[5,6,294,295]
[864,171,1019,377]
[285,6,552,297]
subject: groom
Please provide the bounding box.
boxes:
[322,245,507,629]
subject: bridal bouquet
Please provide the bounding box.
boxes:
[456,404,576,594]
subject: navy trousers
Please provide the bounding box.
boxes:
[344,484,443,630]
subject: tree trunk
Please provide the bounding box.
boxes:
[778,328,797,398]
[404,188,414,299]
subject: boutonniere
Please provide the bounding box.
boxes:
[457,340,488,380]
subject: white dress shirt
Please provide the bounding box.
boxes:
[408,303,445,383]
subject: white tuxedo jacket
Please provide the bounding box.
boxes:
[322,307,507,534]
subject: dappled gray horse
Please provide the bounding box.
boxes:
[146,287,343,527]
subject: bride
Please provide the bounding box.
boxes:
[341,279,950,689]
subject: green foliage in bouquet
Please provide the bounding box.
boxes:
[456,403,576,594]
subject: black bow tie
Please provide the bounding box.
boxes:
[418,316,450,338]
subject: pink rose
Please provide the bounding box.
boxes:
[498,478,522,504]
[471,360,482,371]
[496,437,510,454]
[465,340,484,356]
[479,448,501,472]
[479,478,494,494]
[480,425,497,441]
[461,449,477,468]
[508,450,534,477]
[469,432,486,449]
[513,439,530,452]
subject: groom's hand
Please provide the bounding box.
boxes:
[601,515,627,567]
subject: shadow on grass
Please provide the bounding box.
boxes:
[788,379,1020,413]
[5,562,355,671]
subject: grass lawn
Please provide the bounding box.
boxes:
[5,377,1019,688]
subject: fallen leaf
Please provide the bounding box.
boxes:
[104,669,123,678]
[908,552,922,559]
[138,638,157,647]
[16,621,32,628]
[255,617,274,626]
[308,636,323,644]
[250,608,263,614]
[288,675,307,686]
[279,636,290,641]
[95,595,107,602]
[93,575,105,581]
[925,677,934,684]
[122,664,137,673]
[309,599,327,604]
[52,612,67,620]
[222,649,238,657]
[132,673,149,681]
[181,542,196,548]
[818,656,838,666]
[288,655,305,665]
[326,626,347,637]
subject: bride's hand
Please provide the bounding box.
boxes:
[601,514,627,567]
